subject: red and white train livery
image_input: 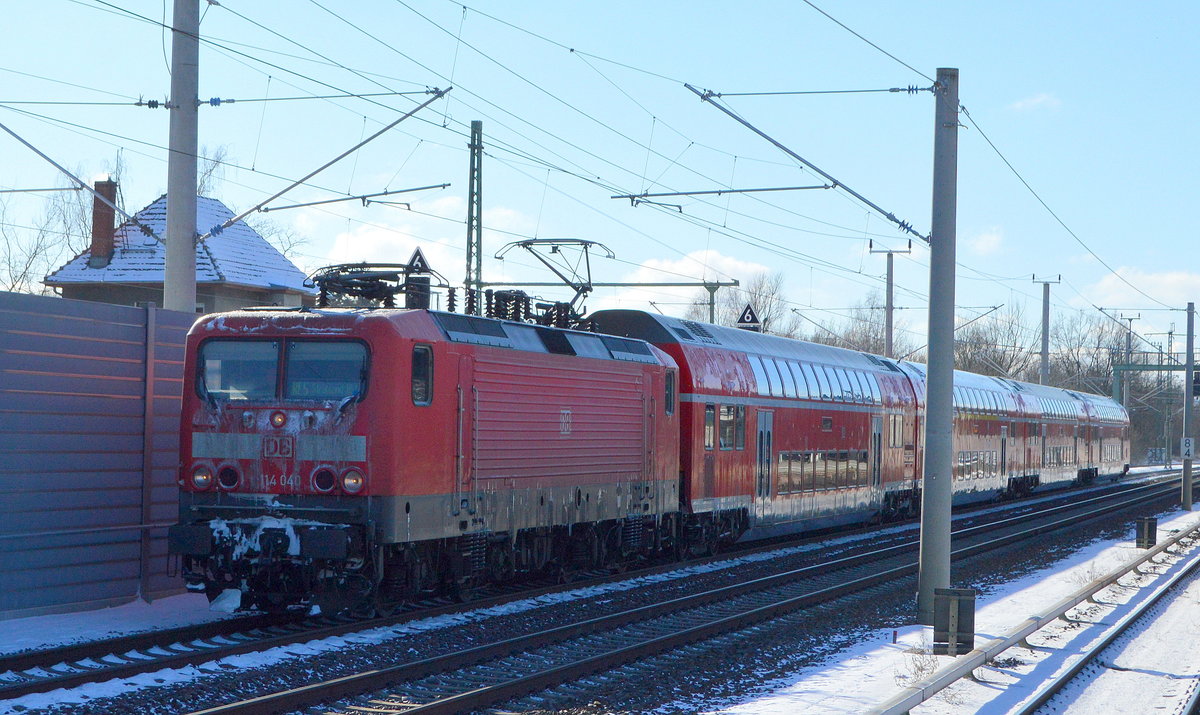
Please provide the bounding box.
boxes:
[169,305,1129,612]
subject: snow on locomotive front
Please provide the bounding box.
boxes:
[168,308,405,612]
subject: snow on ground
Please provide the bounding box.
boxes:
[0,524,928,715]
[711,504,1200,714]
[0,466,1183,714]
[0,594,234,657]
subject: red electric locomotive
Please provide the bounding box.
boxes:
[169,306,680,612]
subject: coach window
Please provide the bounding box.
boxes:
[735,405,746,450]
[665,371,676,415]
[775,359,797,397]
[853,371,870,402]
[800,363,820,400]
[865,373,878,403]
[412,344,433,405]
[816,366,833,400]
[835,368,851,401]
[766,359,785,397]
[719,405,736,450]
[704,404,716,450]
[749,356,771,396]
[787,362,809,399]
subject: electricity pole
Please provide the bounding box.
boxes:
[1185,302,1194,510]
[871,240,912,358]
[1032,275,1060,384]
[164,0,199,313]
[465,120,483,313]
[917,68,958,625]
[1112,312,1140,408]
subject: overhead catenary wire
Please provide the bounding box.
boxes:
[685,83,927,242]
[16,0,1161,347]
[959,106,1172,311]
[198,88,450,241]
[0,118,161,241]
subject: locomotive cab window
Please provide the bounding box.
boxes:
[412,344,433,405]
[665,371,676,415]
[199,339,279,401]
[285,341,368,401]
[199,338,367,403]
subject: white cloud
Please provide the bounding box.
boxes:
[1081,267,1200,309]
[1009,93,1062,112]
[325,222,459,272]
[589,249,773,317]
[968,228,1003,256]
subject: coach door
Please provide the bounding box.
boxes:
[870,416,883,489]
[755,411,774,522]
[1000,425,1008,477]
[455,355,475,516]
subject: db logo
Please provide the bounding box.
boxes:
[560,408,573,435]
[262,435,295,458]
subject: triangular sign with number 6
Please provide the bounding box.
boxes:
[737,304,760,326]
[407,247,431,274]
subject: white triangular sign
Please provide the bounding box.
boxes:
[407,247,431,274]
[737,304,760,325]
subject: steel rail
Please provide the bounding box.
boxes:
[0,473,1174,702]
[1012,529,1200,714]
[868,514,1200,714]
[184,479,1182,715]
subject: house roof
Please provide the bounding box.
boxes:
[45,194,315,294]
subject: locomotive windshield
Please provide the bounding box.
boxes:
[199,339,368,402]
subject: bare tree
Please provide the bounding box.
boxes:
[684,271,801,337]
[1,153,128,294]
[953,304,1038,378]
[1048,311,1125,393]
[0,196,59,294]
[245,216,310,265]
[197,145,228,197]
[1,170,97,294]
[802,291,918,359]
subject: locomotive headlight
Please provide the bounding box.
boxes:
[341,468,365,494]
[191,465,214,490]
[313,468,336,493]
[217,466,240,490]
[270,411,288,428]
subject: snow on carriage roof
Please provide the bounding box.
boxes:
[45,194,314,294]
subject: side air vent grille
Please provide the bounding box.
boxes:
[680,320,719,344]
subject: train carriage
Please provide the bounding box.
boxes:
[592,310,922,541]
[591,309,1130,543]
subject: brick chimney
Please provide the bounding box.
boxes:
[87,180,118,268]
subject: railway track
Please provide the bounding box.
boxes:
[1014,528,1200,714]
[0,472,1176,709]
[180,477,1186,715]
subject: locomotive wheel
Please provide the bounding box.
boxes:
[450,579,478,603]
[372,588,406,617]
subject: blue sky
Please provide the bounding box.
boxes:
[2,1,1197,348]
